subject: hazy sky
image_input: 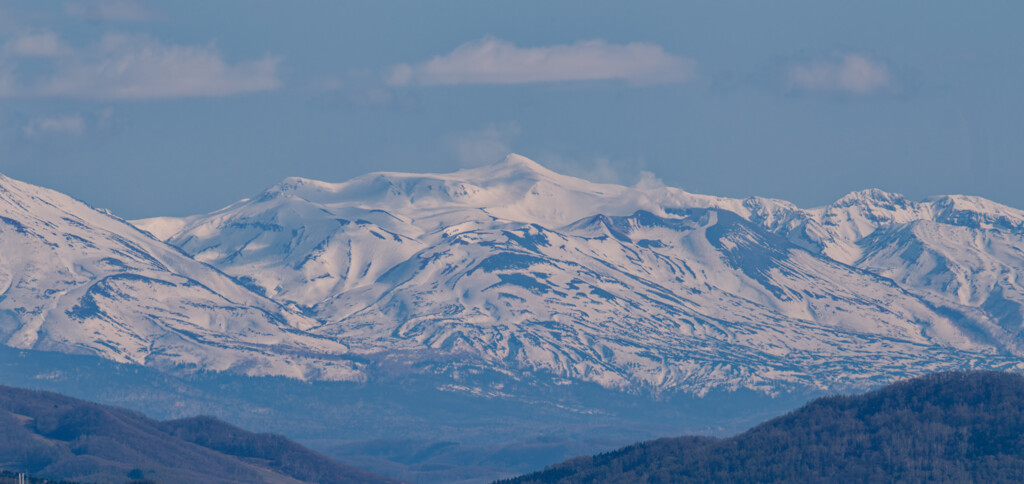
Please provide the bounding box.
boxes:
[0,1,1021,218]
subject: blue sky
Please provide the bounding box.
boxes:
[0,1,1021,218]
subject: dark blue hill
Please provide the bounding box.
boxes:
[0,385,399,484]
[502,371,1024,483]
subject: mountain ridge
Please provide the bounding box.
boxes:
[0,154,1021,395]
[122,154,1024,395]
[6,156,1024,481]
[500,371,1024,484]
[0,384,399,484]
[0,170,356,381]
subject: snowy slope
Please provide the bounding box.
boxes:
[856,217,1024,353]
[310,208,1002,394]
[759,190,1024,354]
[140,156,739,311]
[135,155,1024,394]
[0,173,355,381]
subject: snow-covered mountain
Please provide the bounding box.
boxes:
[0,173,356,381]
[130,155,1024,394]
[741,189,1024,353]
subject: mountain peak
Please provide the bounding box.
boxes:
[472,153,563,182]
[927,193,1014,211]
[499,153,546,171]
[831,188,908,208]
[266,176,341,196]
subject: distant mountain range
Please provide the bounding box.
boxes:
[0,172,353,381]
[0,384,398,483]
[502,371,1024,483]
[2,154,1023,397]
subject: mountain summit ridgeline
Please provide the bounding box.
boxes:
[0,155,1022,396]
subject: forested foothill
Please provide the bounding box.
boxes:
[502,371,1024,483]
[0,386,399,484]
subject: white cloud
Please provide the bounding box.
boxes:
[4,32,67,57]
[64,1,156,21]
[550,157,623,184]
[0,33,281,99]
[23,114,85,137]
[452,122,520,166]
[389,37,695,86]
[585,158,623,184]
[537,154,650,186]
[787,54,890,94]
[634,171,665,190]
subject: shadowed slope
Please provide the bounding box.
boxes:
[0,385,399,484]
[502,371,1024,483]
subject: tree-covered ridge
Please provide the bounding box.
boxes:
[502,371,1024,483]
[0,469,80,483]
[160,416,388,484]
[0,385,399,484]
